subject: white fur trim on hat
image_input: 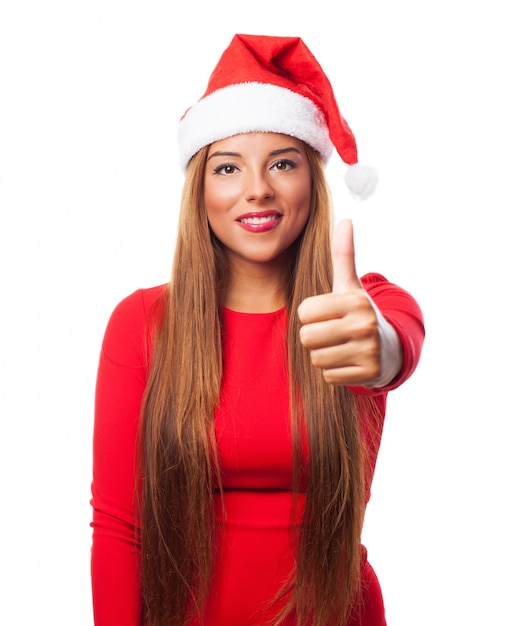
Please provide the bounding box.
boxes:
[177,82,333,170]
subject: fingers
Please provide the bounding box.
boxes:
[298,219,382,386]
[332,219,361,294]
[299,305,380,384]
[299,292,375,344]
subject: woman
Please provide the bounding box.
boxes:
[91,35,425,626]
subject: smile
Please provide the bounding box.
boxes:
[236,211,283,233]
[239,215,277,224]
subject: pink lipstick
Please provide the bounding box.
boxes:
[236,211,283,233]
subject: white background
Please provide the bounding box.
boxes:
[1,1,511,624]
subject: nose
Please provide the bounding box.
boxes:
[244,169,274,203]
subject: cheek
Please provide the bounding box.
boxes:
[204,178,239,216]
[296,185,312,223]
[203,184,219,220]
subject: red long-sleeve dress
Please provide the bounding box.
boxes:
[90,273,424,625]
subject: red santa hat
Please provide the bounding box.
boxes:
[177,34,377,200]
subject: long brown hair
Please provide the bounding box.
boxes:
[139,143,372,625]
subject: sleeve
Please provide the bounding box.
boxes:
[90,288,159,626]
[351,272,425,397]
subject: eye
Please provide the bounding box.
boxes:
[213,163,239,175]
[271,159,296,171]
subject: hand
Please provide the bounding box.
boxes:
[298,219,381,386]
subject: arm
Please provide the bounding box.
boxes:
[90,287,161,626]
[355,272,425,395]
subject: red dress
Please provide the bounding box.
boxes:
[90,274,424,625]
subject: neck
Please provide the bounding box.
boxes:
[222,258,290,313]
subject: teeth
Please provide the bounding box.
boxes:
[239,215,277,224]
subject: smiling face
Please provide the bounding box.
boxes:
[204,132,312,272]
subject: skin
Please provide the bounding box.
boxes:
[204,132,312,312]
[204,132,384,387]
[298,219,383,386]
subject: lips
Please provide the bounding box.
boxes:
[236,211,283,232]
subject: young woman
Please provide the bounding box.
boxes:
[90,35,425,626]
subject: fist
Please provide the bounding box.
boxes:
[298,219,381,386]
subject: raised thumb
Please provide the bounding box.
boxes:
[332,219,361,293]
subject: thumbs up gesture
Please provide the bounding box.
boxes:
[298,219,386,387]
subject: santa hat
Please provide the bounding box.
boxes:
[177,34,377,200]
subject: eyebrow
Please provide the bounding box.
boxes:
[207,151,240,161]
[269,147,302,156]
[207,147,302,161]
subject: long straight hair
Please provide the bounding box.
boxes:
[139,143,373,625]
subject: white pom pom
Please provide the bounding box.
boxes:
[344,164,378,200]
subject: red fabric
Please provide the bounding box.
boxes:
[90,274,424,625]
[198,34,358,165]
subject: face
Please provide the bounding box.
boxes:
[204,132,312,270]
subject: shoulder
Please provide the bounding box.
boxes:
[361,271,407,294]
[106,284,167,329]
[361,272,424,324]
[101,284,168,366]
